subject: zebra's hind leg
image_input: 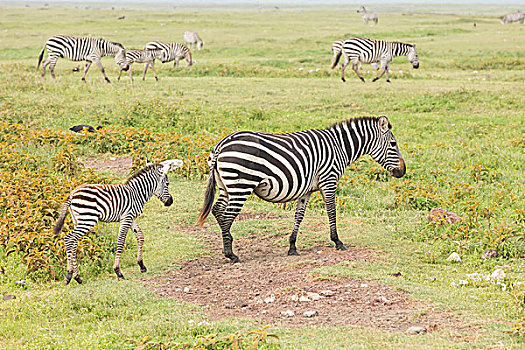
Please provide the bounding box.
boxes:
[288,192,312,256]
[131,220,147,273]
[211,191,229,227]
[320,184,347,251]
[93,58,111,83]
[113,217,133,280]
[150,61,159,81]
[372,63,388,82]
[82,61,92,82]
[340,55,350,82]
[352,62,365,83]
[64,220,97,285]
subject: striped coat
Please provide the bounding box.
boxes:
[117,49,164,81]
[144,42,192,68]
[331,39,378,70]
[197,116,405,262]
[37,35,128,82]
[501,11,524,24]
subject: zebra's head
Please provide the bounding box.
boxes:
[357,6,366,13]
[369,116,406,178]
[152,159,184,206]
[407,44,419,69]
[198,41,204,50]
[115,47,129,71]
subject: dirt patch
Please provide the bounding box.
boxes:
[148,223,471,333]
[82,155,132,177]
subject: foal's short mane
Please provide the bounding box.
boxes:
[125,164,159,184]
[328,116,390,131]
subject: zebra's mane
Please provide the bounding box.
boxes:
[98,37,124,49]
[125,164,160,185]
[328,116,391,131]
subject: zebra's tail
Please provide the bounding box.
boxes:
[37,46,46,70]
[331,50,342,69]
[53,196,72,235]
[197,154,217,226]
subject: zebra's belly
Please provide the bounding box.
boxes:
[253,176,318,203]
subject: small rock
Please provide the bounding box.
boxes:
[447,252,462,263]
[320,290,335,297]
[458,279,468,285]
[387,272,402,277]
[425,276,436,281]
[306,292,323,301]
[233,299,247,308]
[490,268,506,281]
[14,280,26,285]
[264,295,275,303]
[380,296,391,304]
[360,283,368,288]
[183,287,190,293]
[290,295,299,301]
[197,321,211,327]
[481,250,498,259]
[428,208,463,225]
[281,310,295,317]
[261,310,268,314]
[2,295,16,301]
[303,310,318,317]
[299,296,310,302]
[407,326,427,335]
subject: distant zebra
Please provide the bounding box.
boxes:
[184,31,204,51]
[54,159,183,285]
[197,116,406,263]
[501,11,524,24]
[357,6,378,25]
[331,39,378,71]
[340,37,419,83]
[117,49,164,81]
[37,35,128,83]
[144,42,192,68]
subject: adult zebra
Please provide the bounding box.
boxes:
[184,31,204,51]
[117,49,164,81]
[144,42,192,68]
[501,11,524,24]
[54,159,183,285]
[331,39,378,71]
[340,37,419,82]
[37,35,128,82]
[357,6,378,25]
[197,116,405,263]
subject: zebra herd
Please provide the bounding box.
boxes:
[38,33,201,83]
[56,116,405,284]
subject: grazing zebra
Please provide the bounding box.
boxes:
[501,11,524,24]
[331,39,378,71]
[37,35,128,83]
[117,49,164,82]
[184,31,204,51]
[340,37,419,83]
[144,42,192,68]
[197,116,405,263]
[54,159,183,285]
[357,6,378,25]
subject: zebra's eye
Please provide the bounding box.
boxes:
[390,140,397,147]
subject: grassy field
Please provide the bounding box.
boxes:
[0,2,524,349]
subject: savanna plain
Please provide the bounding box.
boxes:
[0,2,524,349]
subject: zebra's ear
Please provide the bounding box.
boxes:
[146,159,153,166]
[413,44,416,49]
[378,115,391,132]
[159,159,184,174]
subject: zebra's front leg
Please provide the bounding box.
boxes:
[372,63,388,82]
[288,192,312,256]
[320,184,347,251]
[150,62,159,81]
[81,61,92,82]
[113,217,133,280]
[142,62,149,80]
[41,57,52,77]
[131,220,147,273]
[93,58,111,83]
[174,58,180,68]
[352,62,365,83]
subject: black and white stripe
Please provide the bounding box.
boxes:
[144,41,193,68]
[331,39,378,71]
[501,11,524,24]
[117,49,164,81]
[197,116,405,262]
[357,6,378,25]
[54,160,183,285]
[184,31,204,51]
[37,35,128,83]
[340,37,419,83]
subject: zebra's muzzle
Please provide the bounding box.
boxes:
[121,65,130,71]
[391,159,406,178]
[413,63,419,69]
[164,196,173,206]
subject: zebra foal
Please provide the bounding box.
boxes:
[54,159,183,285]
[144,42,192,68]
[501,11,524,24]
[340,37,419,82]
[357,6,378,25]
[37,35,129,83]
[117,49,164,82]
[184,31,204,51]
[198,116,406,263]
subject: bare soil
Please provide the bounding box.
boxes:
[82,155,132,177]
[148,218,472,333]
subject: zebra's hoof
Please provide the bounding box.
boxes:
[287,250,300,256]
[138,261,147,273]
[386,79,391,83]
[227,255,241,263]
[341,78,346,82]
[336,243,348,251]
[372,78,378,82]
[64,272,73,286]
[74,276,83,285]
[105,78,111,83]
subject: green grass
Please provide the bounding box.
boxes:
[0,3,524,349]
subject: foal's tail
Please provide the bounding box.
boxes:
[53,196,72,235]
[331,50,342,69]
[197,154,217,226]
[37,46,46,70]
